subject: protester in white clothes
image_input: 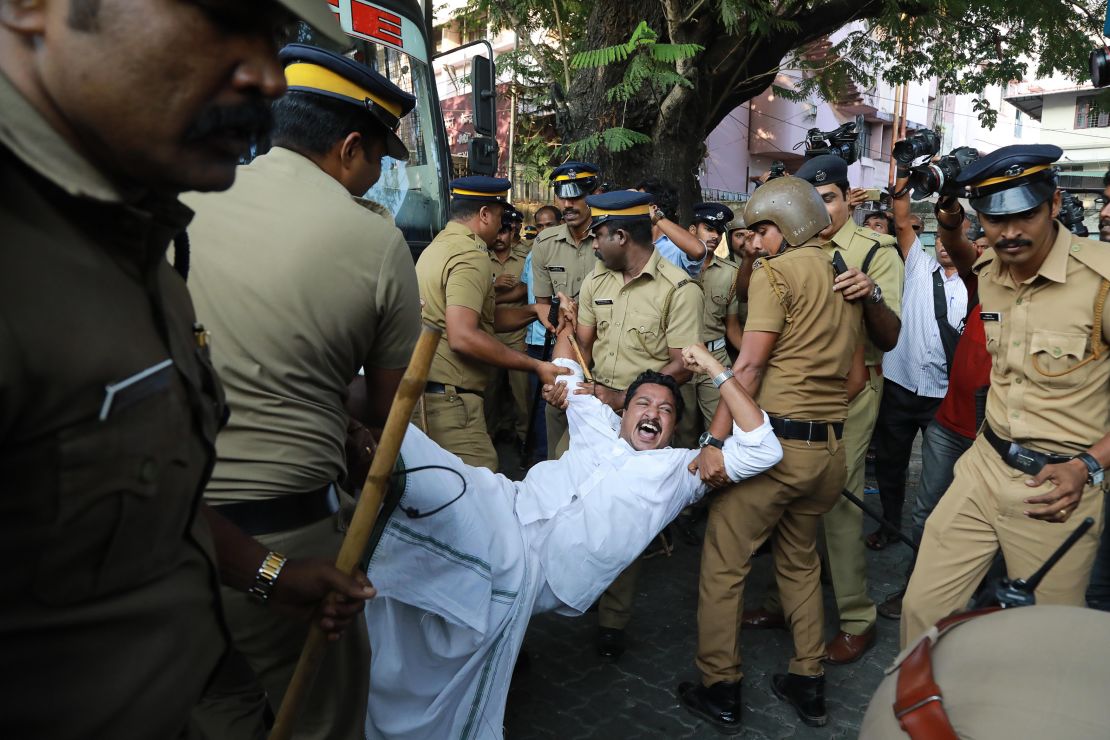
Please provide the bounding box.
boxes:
[362,328,782,739]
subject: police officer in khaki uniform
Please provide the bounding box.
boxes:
[416,177,568,470]
[0,3,345,739]
[568,191,704,660]
[532,162,602,457]
[902,144,1110,648]
[486,205,533,448]
[684,202,744,435]
[184,44,422,739]
[747,155,904,666]
[681,177,865,732]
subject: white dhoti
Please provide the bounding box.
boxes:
[365,361,782,739]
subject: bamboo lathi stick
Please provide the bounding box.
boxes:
[268,325,441,740]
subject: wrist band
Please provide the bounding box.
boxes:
[248,551,288,604]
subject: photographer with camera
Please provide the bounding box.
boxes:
[742,153,904,665]
[870,131,977,555]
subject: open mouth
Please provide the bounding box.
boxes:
[636,419,661,444]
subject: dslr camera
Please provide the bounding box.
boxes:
[1058,191,1089,237]
[767,160,787,180]
[804,122,860,165]
[893,129,979,200]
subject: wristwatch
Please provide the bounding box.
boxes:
[712,368,735,388]
[867,284,884,304]
[1074,452,1105,486]
[698,432,725,450]
[248,551,288,604]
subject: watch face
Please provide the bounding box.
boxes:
[698,432,710,447]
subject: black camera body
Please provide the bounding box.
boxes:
[767,160,786,180]
[1058,191,1089,237]
[895,128,980,200]
[804,122,860,165]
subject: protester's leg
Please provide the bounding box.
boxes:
[598,559,643,631]
[1087,492,1110,611]
[873,380,921,533]
[421,390,498,471]
[910,421,973,552]
[776,442,846,675]
[901,440,1002,648]
[820,369,882,634]
[696,464,793,685]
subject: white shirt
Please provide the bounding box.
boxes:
[883,238,968,398]
[364,358,781,739]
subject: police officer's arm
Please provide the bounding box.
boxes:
[846,341,867,401]
[725,287,744,351]
[1024,432,1110,521]
[659,282,703,385]
[892,173,918,261]
[201,505,375,639]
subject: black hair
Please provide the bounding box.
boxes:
[535,205,562,223]
[833,182,850,198]
[595,218,653,247]
[1103,169,1110,188]
[271,91,390,159]
[452,199,503,221]
[635,177,679,221]
[624,371,684,424]
[863,211,894,233]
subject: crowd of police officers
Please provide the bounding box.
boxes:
[2,1,1110,738]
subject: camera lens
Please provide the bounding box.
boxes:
[1091,48,1110,88]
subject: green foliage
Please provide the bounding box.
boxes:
[566,127,653,158]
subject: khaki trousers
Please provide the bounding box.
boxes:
[901,436,1105,648]
[696,435,846,684]
[484,341,531,446]
[763,368,883,634]
[545,404,569,460]
[191,513,369,740]
[418,389,498,471]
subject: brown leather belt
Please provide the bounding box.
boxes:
[214,484,338,536]
[893,607,1000,739]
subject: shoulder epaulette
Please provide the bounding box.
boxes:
[1070,236,1110,281]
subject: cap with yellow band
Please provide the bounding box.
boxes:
[450,176,512,204]
[550,161,600,199]
[278,43,417,161]
[955,144,1062,217]
[585,191,654,228]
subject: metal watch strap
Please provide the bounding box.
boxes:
[712,369,734,388]
[248,551,288,604]
[1075,452,1105,485]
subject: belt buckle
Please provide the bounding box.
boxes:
[1006,443,1046,476]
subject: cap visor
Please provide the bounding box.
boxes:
[554,182,586,199]
[386,131,410,162]
[970,180,1056,216]
[276,0,349,46]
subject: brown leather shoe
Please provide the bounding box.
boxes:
[741,608,787,631]
[824,625,876,665]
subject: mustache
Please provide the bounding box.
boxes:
[1100,219,1110,230]
[183,99,273,143]
[995,238,1033,250]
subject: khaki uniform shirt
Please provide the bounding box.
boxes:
[746,243,864,421]
[826,220,903,366]
[531,222,597,300]
[974,226,1110,455]
[417,221,496,390]
[578,249,704,390]
[490,243,529,347]
[0,71,227,738]
[183,147,421,502]
[699,255,741,342]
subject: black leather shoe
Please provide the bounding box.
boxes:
[771,673,827,727]
[596,627,625,661]
[677,680,742,735]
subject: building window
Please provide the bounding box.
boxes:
[1014,110,1023,138]
[1075,96,1110,129]
[858,124,873,160]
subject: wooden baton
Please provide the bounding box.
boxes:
[268,325,441,740]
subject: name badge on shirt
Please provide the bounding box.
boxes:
[980,312,1001,322]
[549,265,566,272]
[595,299,614,305]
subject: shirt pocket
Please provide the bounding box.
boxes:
[33,387,196,606]
[1027,330,1092,389]
[627,309,666,357]
[549,268,570,296]
[982,320,1003,370]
